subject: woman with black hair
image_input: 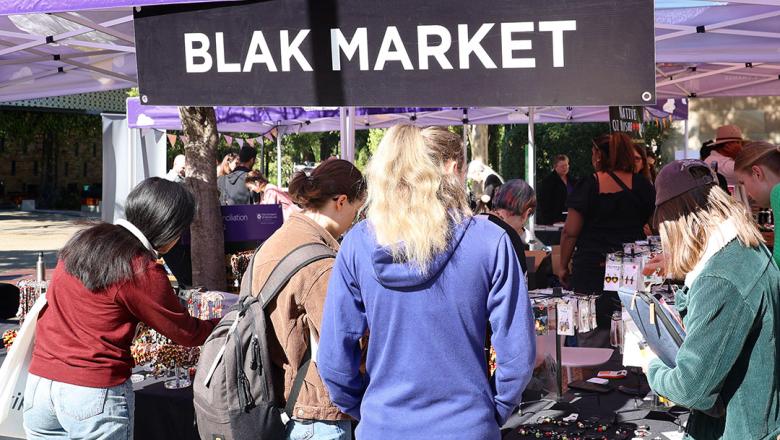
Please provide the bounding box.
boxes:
[24,177,219,440]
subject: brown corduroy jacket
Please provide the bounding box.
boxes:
[250,212,350,421]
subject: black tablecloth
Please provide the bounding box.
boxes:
[133,373,199,440]
[502,370,688,440]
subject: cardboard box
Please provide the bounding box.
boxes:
[526,250,548,273]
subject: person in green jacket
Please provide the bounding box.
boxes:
[649,159,780,440]
[735,141,780,266]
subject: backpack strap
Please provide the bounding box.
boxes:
[239,245,265,299]
[246,242,336,419]
[255,242,336,310]
[284,346,311,419]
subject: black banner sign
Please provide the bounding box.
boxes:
[609,106,645,140]
[134,0,655,107]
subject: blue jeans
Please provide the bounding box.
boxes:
[23,373,135,440]
[285,419,352,440]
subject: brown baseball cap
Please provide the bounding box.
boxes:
[655,159,717,207]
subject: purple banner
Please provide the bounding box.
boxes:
[222,204,283,242]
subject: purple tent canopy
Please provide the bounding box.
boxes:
[127,97,688,134]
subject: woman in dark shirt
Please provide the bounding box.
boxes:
[557,133,655,348]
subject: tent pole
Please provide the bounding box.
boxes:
[527,107,536,237]
[462,108,468,166]
[277,128,283,187]
[339,107,347,160]
[462,124,468,162]
[683,117,689,159]
[347,106,356,162]
[260,138,265,175]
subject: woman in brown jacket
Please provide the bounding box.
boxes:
[250,158,365,440]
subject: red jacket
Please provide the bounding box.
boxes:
[30,259,217,388]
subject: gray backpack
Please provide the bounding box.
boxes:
[193,243,336,440]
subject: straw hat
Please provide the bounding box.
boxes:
[710,124,744,146]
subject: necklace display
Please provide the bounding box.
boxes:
[514,417,638,440]
[16,278,47,324]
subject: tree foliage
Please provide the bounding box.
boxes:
[355,128,386,170]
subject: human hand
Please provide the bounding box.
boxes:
[639,349,659,375]
[556,268,571,288]
[642,253,668,277]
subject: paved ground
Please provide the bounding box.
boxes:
[0,210,93,283]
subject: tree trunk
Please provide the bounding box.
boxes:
[468,125,489,164]
[178,106,226,291]
[468,125,490,197]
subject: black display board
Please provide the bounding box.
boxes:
[609,105,645,140]
[134,0,655,107]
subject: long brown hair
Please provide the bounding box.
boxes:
[288,158,365,210]
[593,133,636,173]
[734,141,780,174]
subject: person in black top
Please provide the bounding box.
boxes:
[218,145,256,205]
[537,154,574,225]
[479,179,536,274]
[557,133,655,348]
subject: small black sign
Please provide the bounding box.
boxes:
[134,0,655,107]
[609,106,645,140]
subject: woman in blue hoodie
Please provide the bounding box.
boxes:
[318,125,536,440]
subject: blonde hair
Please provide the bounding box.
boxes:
[365,125,470,272]
[656,184,762,279]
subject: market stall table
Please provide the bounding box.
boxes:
[503,369,689,440]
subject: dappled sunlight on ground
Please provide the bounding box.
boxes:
[0,210,89,278]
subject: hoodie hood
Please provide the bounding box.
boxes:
[372,217,473,289]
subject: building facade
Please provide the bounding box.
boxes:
[0,130,103,209]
